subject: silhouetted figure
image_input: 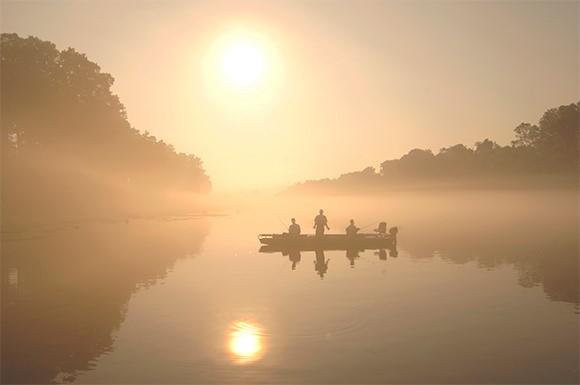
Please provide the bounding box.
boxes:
[313,209,330,237]
[314,249,329,278]
[345,219,360,236]
[389,226,398,247]
[288,218,301,236]
[289,250,301,270]
[346,248,360,267]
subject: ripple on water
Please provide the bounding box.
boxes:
[282,310,370,341]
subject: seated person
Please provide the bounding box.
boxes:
[288,218,301,236]
[345,219,359,236]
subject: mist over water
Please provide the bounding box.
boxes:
[2,5,578,383]
[2,190,577,384]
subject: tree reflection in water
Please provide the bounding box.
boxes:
[1,217,209,384]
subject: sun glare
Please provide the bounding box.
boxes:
[222,39,265,88]
[201,27,284,109]
[228,321,264,364]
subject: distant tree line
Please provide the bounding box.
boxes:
[1,34,210,216]
[291,102,579,193]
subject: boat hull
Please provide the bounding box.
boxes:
[258,233,394,252]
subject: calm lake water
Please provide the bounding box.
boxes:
[2,191,578,384]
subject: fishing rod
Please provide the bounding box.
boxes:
[258,214,287,239]
[275,214,288,231]
[358,220,380,231]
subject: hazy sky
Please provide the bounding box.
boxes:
[2,0,578,191]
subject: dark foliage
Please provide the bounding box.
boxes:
[1,34,210,216]
[292,102,579,193]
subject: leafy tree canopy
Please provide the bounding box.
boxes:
[1,33,210,201]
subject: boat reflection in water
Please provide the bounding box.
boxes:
[259,225,398,278]
[260,245,398,278]
[227,321,265,364]
[314,249,330,278]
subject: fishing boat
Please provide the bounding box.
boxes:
[258,226,397,253]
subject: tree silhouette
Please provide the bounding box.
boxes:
[1,34,210,216]
[513,103,579,171]
[291,102,579,193]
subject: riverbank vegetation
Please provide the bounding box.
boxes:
[1,34,210,219]
[290,102,579,194]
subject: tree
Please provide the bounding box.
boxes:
[512,123,541,148]
[291,101,578,193]
[512,102,579,171]
[536,103,579,169]
[475,139,500,155]
[1,33,210,217]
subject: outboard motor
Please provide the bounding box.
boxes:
[375,222,387,236]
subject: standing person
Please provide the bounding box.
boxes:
[313,209,330,236]
[288,218,301,236]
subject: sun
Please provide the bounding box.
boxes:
[201,27,283,106]
[221,38,266,88]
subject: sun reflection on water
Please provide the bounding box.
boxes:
[228,321,265,364]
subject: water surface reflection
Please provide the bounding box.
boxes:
[228,321,265,364]
[1,192,578,384]
[1,217,209,384]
